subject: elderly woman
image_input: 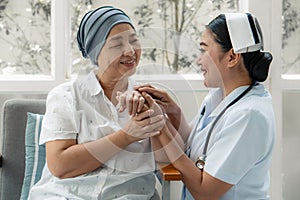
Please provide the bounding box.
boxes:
[28,6,164,200]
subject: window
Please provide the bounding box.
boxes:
[0,0,239,91]
[282,0,300,76]
[0,0,51,76]
[280,0,300,199]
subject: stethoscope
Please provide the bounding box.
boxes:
[194,82,255,171]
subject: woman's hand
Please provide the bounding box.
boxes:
[116,90,146,116]
[122,90,166,141]
[122,109,165,141]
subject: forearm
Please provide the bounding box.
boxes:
[158,130,231,199]
[47,130,134,179]
[150,136,169,163]
[152,123,206,197]
[167,107,192,143]
[151,120,185,163]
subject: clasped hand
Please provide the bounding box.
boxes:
[117,90,165,140]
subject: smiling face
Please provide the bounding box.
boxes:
[197,29,228,89]
[97,23,141,79]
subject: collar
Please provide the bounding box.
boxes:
[84,70,135,97]
[209,83,264,117]
[85,70,103,96]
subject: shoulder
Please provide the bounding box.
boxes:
[227,93,274,130]
[224,91,275,146]
[46,81,76,108]
[48,81,75,96]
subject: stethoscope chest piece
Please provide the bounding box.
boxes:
[195,155,206,171]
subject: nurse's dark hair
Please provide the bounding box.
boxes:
[206,14,273,82]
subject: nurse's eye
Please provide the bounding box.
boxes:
[130,38,139,44]
[199,48,206,54]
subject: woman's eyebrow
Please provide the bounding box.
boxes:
[129,32,137,38]
[109,35,122,42]
[108,32,137,42]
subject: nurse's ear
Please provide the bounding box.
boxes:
[227,48,242,68]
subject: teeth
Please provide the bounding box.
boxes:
[121,60,134,64]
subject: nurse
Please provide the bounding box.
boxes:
[134,13,276,199]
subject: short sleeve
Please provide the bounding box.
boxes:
[39,83,79,144]
[204,108,270,184]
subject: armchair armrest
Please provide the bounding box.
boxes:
[159,164,181,181]
[158,164,181,200]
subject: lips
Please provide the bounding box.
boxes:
[201,67,207,76]
[120,57,136,67]
[120,59,135,64]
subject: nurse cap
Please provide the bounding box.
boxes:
[225,13,263,53]
[77,6,134,65]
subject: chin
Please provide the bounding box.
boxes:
[122,67,136,77]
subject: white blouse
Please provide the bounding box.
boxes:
[29,70,159,200]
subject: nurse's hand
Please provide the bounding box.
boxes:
[135,84,180,116]
[116,90,145,116]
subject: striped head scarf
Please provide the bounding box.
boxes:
[77,6,134,65]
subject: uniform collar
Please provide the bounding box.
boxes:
[209,83,264,117]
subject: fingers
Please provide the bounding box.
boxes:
[125,93,133,115]
[134,113,165,134]
[137,86,166,101]
[116,91,126,112]
[134,109,154,121]
[137,116,165,139]
[137,97,145,113]
[127,91,145,115]
[141,91,155,107]
[134,84,155,91]
[140,116,165,133]
[116,91,146,115]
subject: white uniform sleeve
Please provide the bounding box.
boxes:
[204,108,270,184]
[39,83,79,144]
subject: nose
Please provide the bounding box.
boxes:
[123,43,135,56]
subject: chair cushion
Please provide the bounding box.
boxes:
[20,112,45,200]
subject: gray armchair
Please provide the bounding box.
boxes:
[0,99,46,200]
[0,98,181,200]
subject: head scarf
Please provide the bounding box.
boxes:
[77,6,134,65]
[225,13,263,53]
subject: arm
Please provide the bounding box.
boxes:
[47,109,164,179]
[46,130,133,179]
[151,119,185,163]
[157,125,233,199]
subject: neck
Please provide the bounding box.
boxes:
[96,72,128,104]
[223,76,252,96]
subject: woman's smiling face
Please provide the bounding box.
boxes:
[97,23,141,78]
[197,29,228,89]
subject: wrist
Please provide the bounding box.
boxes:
[167,103,181,115]
[118,129,138,144]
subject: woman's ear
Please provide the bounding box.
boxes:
[227,48,241,68]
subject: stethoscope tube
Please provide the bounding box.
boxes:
[195,82,255,170]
